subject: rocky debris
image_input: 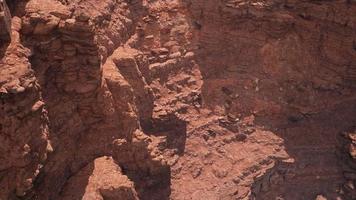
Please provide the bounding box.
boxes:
[112,131,171,199]
[113,130,169,178]
[251,159,296,199]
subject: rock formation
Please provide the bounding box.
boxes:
[0,0,356,200]
[61,156,139,200]
[0,0,11,42]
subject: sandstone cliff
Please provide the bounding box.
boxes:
[1,0,356,200]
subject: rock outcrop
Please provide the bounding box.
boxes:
[60,156,139,200]
[1,0,356,200]
[0,0,11,42]
[0,15,50,199]
[340,130,356,199]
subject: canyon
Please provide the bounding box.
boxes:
[1,0,356,199]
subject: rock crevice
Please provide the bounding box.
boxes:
[1,0,356,200]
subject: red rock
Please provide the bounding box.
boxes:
[1,0,356,200]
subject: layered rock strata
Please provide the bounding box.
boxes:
[1,0,356,200]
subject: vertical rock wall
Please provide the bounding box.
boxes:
[1,0,356,200]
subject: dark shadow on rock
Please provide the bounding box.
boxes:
[0,0,11,55]
[144,113,188,156]
[57,161,94,200]
[251,101,356,200]
[183,0,356,199]
[125,167,171,200]
[0,40,10,58]
[114,144,172,200]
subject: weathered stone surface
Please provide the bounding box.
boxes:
[0,0,11,41]
[0,18,51,200]
[1,0,356,200]
[60,156,139,200]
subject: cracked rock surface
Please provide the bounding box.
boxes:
[1,0,356,200]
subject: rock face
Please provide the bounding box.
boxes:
[60,156,139,200]
[0,0,11,41]
[0,0,356,200]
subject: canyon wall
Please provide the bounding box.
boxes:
[1,0,356,200]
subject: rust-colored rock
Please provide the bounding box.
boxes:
[1,0,356,200]
[60,156,139,200]
[0,0,11,41]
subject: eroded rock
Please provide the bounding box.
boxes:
[60,156,138,200]
[0,0,11,41]
[1,0,356,200]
